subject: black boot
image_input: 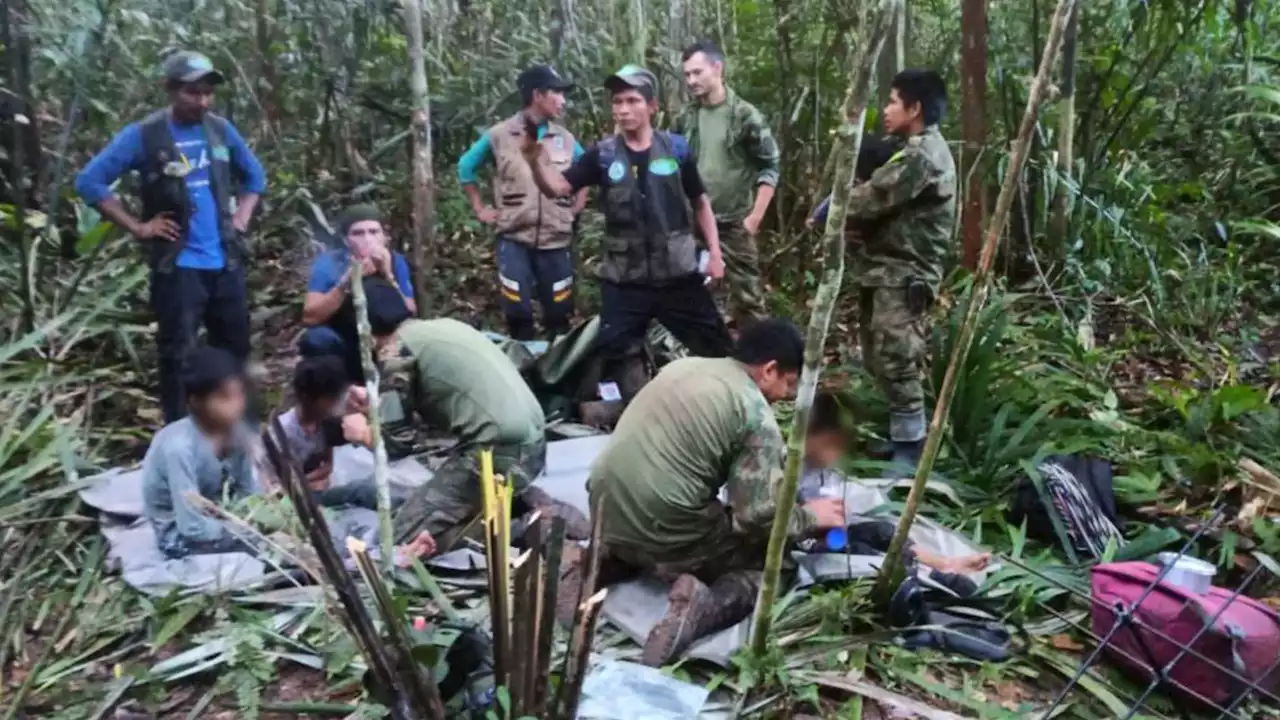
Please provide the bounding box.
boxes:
[889,439,923,477]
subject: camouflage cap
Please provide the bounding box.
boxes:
[161,51,225,85]
[604,65,657,93]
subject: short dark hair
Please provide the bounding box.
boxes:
[856,134,898,182]
[293,355,349,404]
[681,40,725,65]
[181,346,243,400]
[366,280,411,336]
[809,392,853,439]
[732,318,804,373]
[891,69,948,126]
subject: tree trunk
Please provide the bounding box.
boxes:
[1049,2,1080,246]
[403,0,435,316]
[351,262,396,570]
[875,1,905,119]
[5,0,35,333]
[749,0,899,657]
[959,0,988,268]
[873,0,1075,604]
[255,0,283,134]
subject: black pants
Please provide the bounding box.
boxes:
[151,266,251,423]
[596,276,732,361]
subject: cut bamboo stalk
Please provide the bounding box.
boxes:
[555,588,608,720]
[350,261,395,570]
[750,0,899,656]
[479,450,514,693]
[873,0,1078,603]
[531,516,567,716]
[510,548,536,714]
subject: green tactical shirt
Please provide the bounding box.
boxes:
[587,357,815,559]
[676,88,781,223]
[380,318,545,449]
[848,125,957,292]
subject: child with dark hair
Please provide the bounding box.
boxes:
[143,346,261,558]
[798,391,990,573]
[274,355,357,498]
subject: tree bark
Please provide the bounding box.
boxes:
[749,0,899,657]
[874,0,1076,604]
[403,0,435,316]
[1049,2,1080,247]
[959,0,988,268]
[5,0,35,334]
[875,0,905,120]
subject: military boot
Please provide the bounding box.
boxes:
[887,409,927,478]
[641,571,758,667]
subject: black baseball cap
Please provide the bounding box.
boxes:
[517,64,574,94]
[604,65,658,93]
[162,51,225,85]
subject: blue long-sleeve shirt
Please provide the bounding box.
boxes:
[75,115,267,270]
[456,123,585,185]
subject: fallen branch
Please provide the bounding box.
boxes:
[873,0,1079,602]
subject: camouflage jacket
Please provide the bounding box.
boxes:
[847,125,957,291]
[675,87,781,222]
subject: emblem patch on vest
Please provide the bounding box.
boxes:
[212,146,230,161]
[554,136,565,150]
[607,160,626,182]
[649,157,679,176]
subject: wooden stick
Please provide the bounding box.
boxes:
[873,0,1078,603]
[531,516,566,716]
[349,260,395,570]
[510,548,536,715]
[555,588,607,720]
[750,0,899,655]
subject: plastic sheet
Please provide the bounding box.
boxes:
[576,658,710,719]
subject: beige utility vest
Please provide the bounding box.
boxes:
[488,114,577,249]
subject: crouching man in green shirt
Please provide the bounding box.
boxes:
[560,319,847,666]
[341,283,588,553]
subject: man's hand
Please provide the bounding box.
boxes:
[475,205,499,225]
[370,244,394,278]
[519,114,541,160]
[346,386,369,414]
[135,213,181,242]
[804,216,817,230]
[803,497,847,529]
[342,412,373,447]
[304,460,333,492]
[705,251,726,282]
[743,211,764,236]
[232,206,253,233]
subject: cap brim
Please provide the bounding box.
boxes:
[604,75,646,92]
[176,70,226,85]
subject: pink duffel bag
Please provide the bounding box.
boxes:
[1090,561,1280,707]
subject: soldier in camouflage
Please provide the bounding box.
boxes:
[677,41,781,330]
[556,320,847,667]
[339,283,589,553]
[844,69,956,473]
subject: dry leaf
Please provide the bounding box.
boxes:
[1049,634,1084,652]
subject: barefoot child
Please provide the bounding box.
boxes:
[801,392,990,574]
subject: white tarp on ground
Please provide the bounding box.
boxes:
[79,435,993,666]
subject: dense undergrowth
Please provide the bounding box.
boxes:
[3,0,1280,716]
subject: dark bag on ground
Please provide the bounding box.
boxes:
[1008,455,1125,563]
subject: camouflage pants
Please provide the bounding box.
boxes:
[858,285,929,441]
[713,222,767,329]
[391,440,546,551]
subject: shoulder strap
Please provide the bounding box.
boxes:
[203,113,229,146]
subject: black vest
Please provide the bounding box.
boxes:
[138,109,241,272]
[596,132,698,285]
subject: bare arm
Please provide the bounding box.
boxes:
[525,150,575,199]
[571,187,590,215]
[749,184,775,220]
[463,184,487,215]
[96,197,149,237]
[301,268,351,326]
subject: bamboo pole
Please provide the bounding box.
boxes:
[402,0,435,315]
[350,261,396,570]
[748,0,899,657]
[873,0,1076,603]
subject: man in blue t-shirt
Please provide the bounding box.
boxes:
[300,204,416,384]
[75,51,267,423]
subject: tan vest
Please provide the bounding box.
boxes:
[488,114,577,249]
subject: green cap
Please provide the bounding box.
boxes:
[337,204,384,238]
[161,51,225,85]
[604,65,657,93]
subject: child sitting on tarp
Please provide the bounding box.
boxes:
[272,355,392,511]
[799,392,990,574]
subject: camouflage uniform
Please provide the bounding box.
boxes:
[676,88,780,329]
[566,357,814,665]
[376,318,586,552]
[847,126,956,444]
